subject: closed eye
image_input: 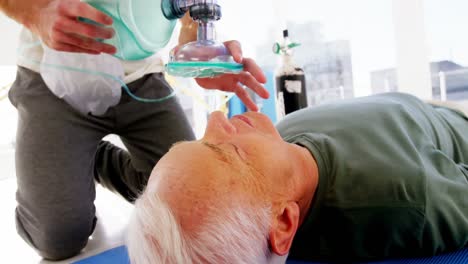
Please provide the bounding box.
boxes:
[227,143,247,161]
[201,141,246,163]
[204,142,266,181]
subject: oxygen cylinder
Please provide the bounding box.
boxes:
[273,29,307,118]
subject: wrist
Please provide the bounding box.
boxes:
[178,25,197,45]
[178,12,198,45]
[1,0,45,30]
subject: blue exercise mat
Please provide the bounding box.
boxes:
[74,245,468,264]
[73,246,130,264]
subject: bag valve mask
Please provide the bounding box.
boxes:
[26,0,241,116]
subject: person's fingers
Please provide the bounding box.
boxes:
[194,77,218,90]
[224,40,243,63]
[195,77,261,111]
[48,41,100,54]
[233,83,258,111]
[54,16,115,40]
[196,75,236,93]
[70,34,116,54]
[60,1,113,26]
[236,72,270,99]
[242,58,267,84]
[196,72,268,101]
[51,29,116,54]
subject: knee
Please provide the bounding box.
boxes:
[16,207,96,260]
[38,218,96,261]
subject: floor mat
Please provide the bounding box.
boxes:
[74,245,468,264]
[73,246,129,264]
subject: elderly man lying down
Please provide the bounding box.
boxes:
[126,92,468,263]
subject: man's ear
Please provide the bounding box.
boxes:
[268,201,300,256]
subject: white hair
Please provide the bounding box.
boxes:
[126,193,283,264]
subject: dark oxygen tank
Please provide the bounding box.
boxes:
[274,29,307,118]
[276,68,307,115]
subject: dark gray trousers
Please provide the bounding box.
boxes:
[8,67,195,260]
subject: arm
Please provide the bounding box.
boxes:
[0,0,115,54]
[0,0,42,27]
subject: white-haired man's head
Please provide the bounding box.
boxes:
[126,111,319,263]
[127,191,277,263]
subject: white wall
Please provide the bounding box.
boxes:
[0,13,20,150]
[0,14,21,65]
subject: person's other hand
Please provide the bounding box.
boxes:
[195,40,270,112]
[28,0,116,54]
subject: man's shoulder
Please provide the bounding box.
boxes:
[276,92,420,131]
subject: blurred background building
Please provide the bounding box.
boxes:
[371,60,468,101]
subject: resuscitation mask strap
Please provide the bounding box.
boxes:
[17,41,176,103]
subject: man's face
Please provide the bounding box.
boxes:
[147,111,294,231]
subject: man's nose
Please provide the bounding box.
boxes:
[205,112,237,141]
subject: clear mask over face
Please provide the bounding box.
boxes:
[163,0,244,78]
[166,29,243,78]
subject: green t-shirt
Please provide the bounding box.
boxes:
[276,93,468,261]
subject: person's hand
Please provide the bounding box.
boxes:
[195,40,270,112]
[27,0,116,54]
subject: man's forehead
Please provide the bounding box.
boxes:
[154,141,232,185]
[149,141,269,230]
[153,142,238,211]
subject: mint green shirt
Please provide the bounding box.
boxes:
[276,93,468,261]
